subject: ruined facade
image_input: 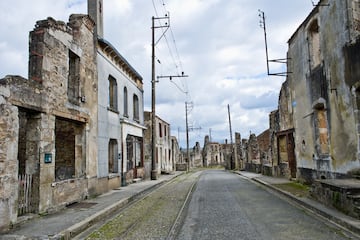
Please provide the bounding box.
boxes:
[144,112,178,177]
[0,14,98,230]
[190,142,203,168]
[0,0,149,231]
[171,136,182,169]
[244,134,261,173]
[285,0,360,182]
[235,132,243,169]
[202,136,225,167]
[257,129,271,170]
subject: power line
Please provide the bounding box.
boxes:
[152,0,189,97]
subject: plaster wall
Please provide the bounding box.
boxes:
[287,0,360,179]
[97,48,144,179]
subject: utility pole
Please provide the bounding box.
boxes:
[185,102,190,171]
[185,101,201,170]
[157,70,188,171]
[258,9,290,77]
[227,104,238,170]
[151,15,169,180]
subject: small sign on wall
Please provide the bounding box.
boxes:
[44,153,52,163]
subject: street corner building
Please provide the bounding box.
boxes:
[0,0,150,231]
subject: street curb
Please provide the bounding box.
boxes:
[59,173,184,240]
[234,171,360,237]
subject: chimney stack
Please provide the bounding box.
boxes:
[88,0,103,38]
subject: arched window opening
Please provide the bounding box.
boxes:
[108,75,118,111]
[308,19,321,68]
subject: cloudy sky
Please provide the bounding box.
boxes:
[0,0,315,148]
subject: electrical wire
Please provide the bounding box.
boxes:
[152,0,189,96]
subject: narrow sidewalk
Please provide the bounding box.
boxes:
[235,171,360,236]
[1,172,183,240]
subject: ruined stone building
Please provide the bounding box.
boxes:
[0,0,147,231]
[244,134,261,173]
[144,112,178,177]
[0,14,98,230]
[171,136,182,168]
[244,0,360,183]
[278,0,360,182]
[201,134,243,170]
[189,142,203,168]
[235,132,243,169]
[257,129,271,172]
[202,135,225,167]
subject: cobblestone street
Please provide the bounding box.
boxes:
[84,171,200,239]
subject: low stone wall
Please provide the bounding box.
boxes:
[245,163,262,173]
[176,163,187,171]
[262,165,273,176]
[136,167,145,179]
[49,178,88,213]
[311,179,360,219]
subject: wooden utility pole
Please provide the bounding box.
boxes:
[227,104,238,169]
[185,102,190,171]
[151,15,169,180]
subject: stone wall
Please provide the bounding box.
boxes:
[0,85,19,231]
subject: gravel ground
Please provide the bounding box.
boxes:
[85,171,201,240]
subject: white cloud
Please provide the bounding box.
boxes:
[0,0,314,147]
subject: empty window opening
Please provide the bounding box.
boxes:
[55,118,85,181]
[308,19,321,68]
[159,123,162,138]
[108,139,118,174]
[108,75,118,111]
[68,51,80,105]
